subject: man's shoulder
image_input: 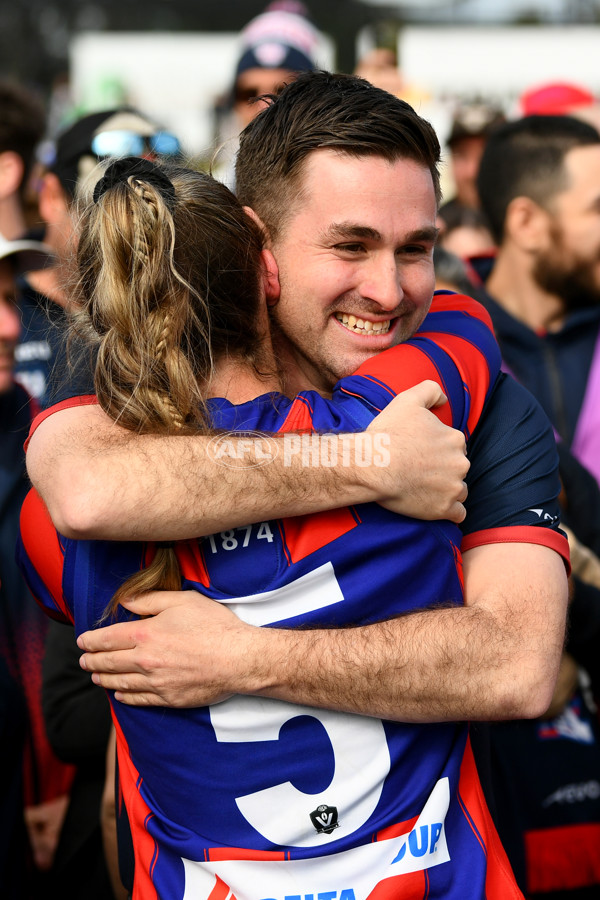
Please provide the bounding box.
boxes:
[464,373,565,545]
[467,373,556,472]
[24,395,98,453]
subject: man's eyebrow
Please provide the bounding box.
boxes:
[321,223,440,243]
[404,226,440,244]
[322,223,382,242]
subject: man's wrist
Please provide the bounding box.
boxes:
[273,432,388,507]
[234,624,301,699]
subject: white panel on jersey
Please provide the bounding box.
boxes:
[210,696,391,847]
[210,563,389,847]
[182,777,451,899]
[222,561,345,626]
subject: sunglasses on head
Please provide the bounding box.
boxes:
[90,129,181,159]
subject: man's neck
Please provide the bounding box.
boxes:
[269,328,333,398]
[486,248,566,333]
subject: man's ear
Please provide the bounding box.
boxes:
[0,151,24,199]
[505,195,551,253]
[260,248,281,306]
[243,205,281,305]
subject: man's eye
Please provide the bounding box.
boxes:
[400,245,428,255]
[335,243,364,253]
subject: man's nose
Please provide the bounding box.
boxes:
[359,259,403,311]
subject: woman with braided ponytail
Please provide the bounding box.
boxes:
[73,157,275,610]
[17,156,513,899]
[78,157,269,435]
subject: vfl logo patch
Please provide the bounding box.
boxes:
[310,804,340,835]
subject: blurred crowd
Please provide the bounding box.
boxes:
[3,1,600,898]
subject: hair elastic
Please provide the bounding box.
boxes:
[92,156,176,210]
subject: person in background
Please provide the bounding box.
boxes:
[353,47,405,97]
[472,114,600,897]
[437,204,495,261]
[213,0,320,187]
[433,244,486,298]
[232,1,320,128]
[474,113,600,628]
[0,80,46,241]
[14,106,182,408]
[0,232,74,898]
[477,114,600,486]
[353,45,430,109]
[438,100,505,227]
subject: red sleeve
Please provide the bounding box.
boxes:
[428,290,494,327]
[462,525,571,575]
[416,292,496,436]
[19,489,74,623]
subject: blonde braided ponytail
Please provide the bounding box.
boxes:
[73,157,266,619]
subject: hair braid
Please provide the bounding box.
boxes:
[82,168,198,616]
[72,158,266,620]
[130,176,156,266]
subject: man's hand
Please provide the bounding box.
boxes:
[78,591,256,707]
[366,380,469,523]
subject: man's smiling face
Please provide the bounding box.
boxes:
[267,149,438,395]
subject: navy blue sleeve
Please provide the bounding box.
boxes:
[462,373,563,537]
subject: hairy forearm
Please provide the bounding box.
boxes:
[26,384,469,540]
[242,602,559,723]
[27,406,376,540]
[78,545,568,716]
[227,544,567,722]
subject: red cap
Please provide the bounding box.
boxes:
[520,81,595,116]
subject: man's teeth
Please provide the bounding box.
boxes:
[335,313,391,335]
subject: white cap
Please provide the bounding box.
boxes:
[0,232,55,274]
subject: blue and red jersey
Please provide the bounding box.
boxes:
[17,293,568,900]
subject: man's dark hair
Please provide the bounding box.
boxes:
[235,70,441,240]
[477,114,600,245]
[0,81,46,195]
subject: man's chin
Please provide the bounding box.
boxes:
[332,346,389,383]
